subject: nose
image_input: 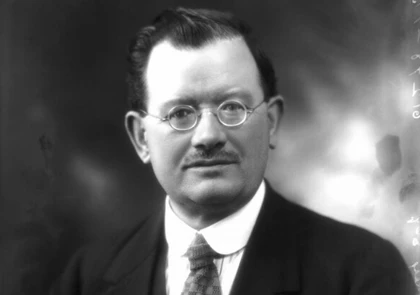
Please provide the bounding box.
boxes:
[191,110,227,151]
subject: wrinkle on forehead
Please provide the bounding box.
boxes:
[145,37,263,112]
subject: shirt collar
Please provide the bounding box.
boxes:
[165,181,266,256]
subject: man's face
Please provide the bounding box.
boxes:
[126,37,281,223]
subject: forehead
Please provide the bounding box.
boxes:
[145,37,263,111]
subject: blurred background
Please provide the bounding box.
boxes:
[1,0,419,293]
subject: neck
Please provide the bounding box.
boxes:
[168,199,240,230]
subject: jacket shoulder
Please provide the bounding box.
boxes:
[49,210,161,295]
[272,190,416,294]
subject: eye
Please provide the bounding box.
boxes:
[220,101,245,113]
[171,109,192,118]
[167,106,197,130]
[168,106,195,120]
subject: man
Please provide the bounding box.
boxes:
[51,7,416,295]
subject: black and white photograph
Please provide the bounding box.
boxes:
[1,1,420,294]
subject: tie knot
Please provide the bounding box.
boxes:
[186,234,220,270]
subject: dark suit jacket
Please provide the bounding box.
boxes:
[50,183,416,295]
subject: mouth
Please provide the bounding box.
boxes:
[184,159,238,169]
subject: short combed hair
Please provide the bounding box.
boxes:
[126,7,278,111]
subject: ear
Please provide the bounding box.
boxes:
[125,111,151,163]
[266,95,284,149]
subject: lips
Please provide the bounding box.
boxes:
[184,159,237,168]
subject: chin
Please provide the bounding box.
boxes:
[186,179,246,206]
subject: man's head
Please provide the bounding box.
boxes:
[126,7,278,111]
[125,8,283,228]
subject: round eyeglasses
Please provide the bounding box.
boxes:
[139,100,266,131]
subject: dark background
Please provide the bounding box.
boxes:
[1,0,419,294]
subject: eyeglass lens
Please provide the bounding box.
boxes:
[168,106,196,130]
[168,101,247,130]
[218,102,246,125]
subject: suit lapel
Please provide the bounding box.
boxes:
[230,183,301,295]
[98,207,166,295]
[151,237,168,295]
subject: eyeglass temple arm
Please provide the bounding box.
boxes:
[247,100,266,113]
[138,109,169,122]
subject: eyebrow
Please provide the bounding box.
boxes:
[159,88,255,111]
[160,97,199,111]
[221,88,254,103]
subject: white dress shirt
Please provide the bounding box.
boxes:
[164,181,266,295]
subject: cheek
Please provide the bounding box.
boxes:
[250,131,270,164]
[147,132,188,172]
[237,119,270,156]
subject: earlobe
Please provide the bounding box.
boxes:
[266,95,284,149]
[125,111,151,163]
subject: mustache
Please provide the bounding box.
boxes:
[183,150,240,168]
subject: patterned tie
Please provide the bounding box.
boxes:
[181,234,222,295]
